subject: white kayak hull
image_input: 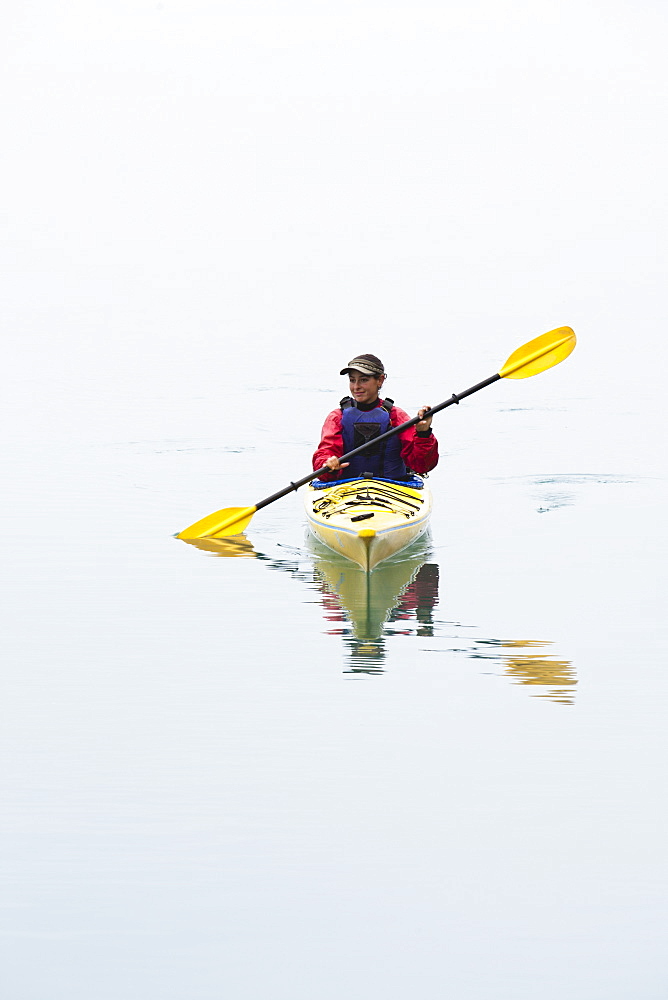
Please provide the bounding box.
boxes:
[304,477,432,572]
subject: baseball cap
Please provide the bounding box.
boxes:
[340,353,385,377]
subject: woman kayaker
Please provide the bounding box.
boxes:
[313,353,439,480]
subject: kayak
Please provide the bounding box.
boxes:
[304,476,432,572]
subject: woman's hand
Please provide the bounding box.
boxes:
[324,456,350,472]
[416,406,432,433]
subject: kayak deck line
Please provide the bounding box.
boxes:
[312,481,424,517]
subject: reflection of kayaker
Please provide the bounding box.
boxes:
[309,538,436,643]
[388,563,439,636]
[342,563,441,672]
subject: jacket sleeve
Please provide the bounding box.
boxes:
[312,409,344,480]
[392,406,439,474]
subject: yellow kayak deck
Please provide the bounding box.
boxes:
[304,477,432,572]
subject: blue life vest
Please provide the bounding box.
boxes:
[340,397,409,480]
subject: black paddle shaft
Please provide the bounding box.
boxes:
[254,372,501,511]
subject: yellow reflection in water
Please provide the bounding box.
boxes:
[476,639,577,705]
[178,532,574,698]
[179,535,258,557]
[502,643,576,705]
[310,540,438,673]
[179,530,437,674]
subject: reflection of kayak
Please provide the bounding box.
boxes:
[304,477,432,571]
[309,536,430,642]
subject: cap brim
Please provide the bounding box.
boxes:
[340,365,381,376]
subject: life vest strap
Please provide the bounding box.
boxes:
[340,396,394,413]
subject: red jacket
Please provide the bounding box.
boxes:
[312,399,439,480]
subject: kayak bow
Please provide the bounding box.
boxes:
[304,476,432,572]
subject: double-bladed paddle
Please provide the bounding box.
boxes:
[177,326,576,540]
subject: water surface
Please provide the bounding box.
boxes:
[3,3,668,993]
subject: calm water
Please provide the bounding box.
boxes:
[4,3,668,994]
[3,359,667,998]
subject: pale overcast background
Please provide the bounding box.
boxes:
[2,4,667,999]
[4,0,666,458]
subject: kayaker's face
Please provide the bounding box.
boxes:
[348,370,385,405]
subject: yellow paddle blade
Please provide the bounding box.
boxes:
[177,505,257,540]
[499,327,576,379]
